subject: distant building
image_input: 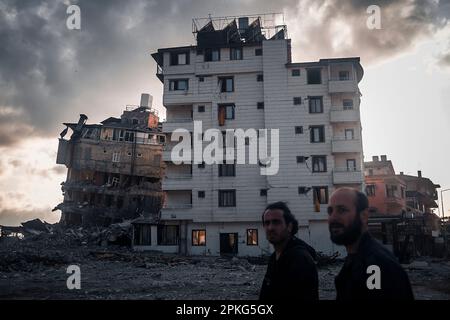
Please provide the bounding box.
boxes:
[54,94,166,228]
[364,155,406,216]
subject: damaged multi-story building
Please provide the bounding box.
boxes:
[149,14,365,256]
[54,94,166,232]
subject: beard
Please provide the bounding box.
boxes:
[329,214,363,246]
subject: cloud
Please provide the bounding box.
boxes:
[52,165,67,175]
[438,50,450,67]
[0,206,60,226]
[0,0,449,151]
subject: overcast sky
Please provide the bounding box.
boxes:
[0,0,449,225]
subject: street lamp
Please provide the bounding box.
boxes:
[441,188,450,219]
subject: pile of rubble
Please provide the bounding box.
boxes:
[0,218,134,249]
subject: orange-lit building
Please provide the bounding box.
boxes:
[364,155,406,215]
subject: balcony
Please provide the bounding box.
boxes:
[330,107,360,123]
[331,138,361,153]
[333,168,363,184]
[328,79,358,93]
[160,205,193,220]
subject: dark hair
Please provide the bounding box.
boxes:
[355,190,369,214]
[262,201,299,236]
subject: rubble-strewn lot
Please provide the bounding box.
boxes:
[1,238,449,300]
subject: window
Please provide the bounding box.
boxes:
[198,162,205,168]
[257,102,264,109]
[198,105,205,112]
[368,169,374,176]
[218,77,234,92]
[257,74,264,82]
[312,156,327,172]
[170,51,189,65]
[310,125,325,143]
[260,189,267,196]
[132,119,139,125]
[339,70,350,80]
[124,131,135,142]
[307,68,322,84]
[292,69,300,76]
[295,126,303,134]
[366,185,376,196]
[169,79,189,91]
[127,152,132,156]
[296,156,306,163]
[308,96,323,113]
[401,187,405,199]
[157,225,179,245]
[386,185,397,198]
[112,152,120,163]
[198,191,205,198]
[133,224,151,245]
[137,153,143,157]
[293,97,302,105]
[347,159,356,171]
[199,76,205,82]
[192,230,206,246]
[343,99,354,110]
[313,186,328,204]
[205,48,220,61]
[218,163,236,177]
[255,48,262,56]
[218,104,235,124]
[345,129,354,140]
[219,189,236,207]
[247,229,258,245]
[298,187,309,194]
[230,47,243,60]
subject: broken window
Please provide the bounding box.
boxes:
[307,68,322,84]
[218,77,234,92]
[366,185,376,196]
[169,79,189,91]
[157,225,179,245]
[295,126,303,134]
[308,96,323,113]
[134,224,151,245]
[198,191,205,198]
[204,48,220,62]
[247,229,258,245]
[257,74,264,82]
[293,97,302,105]
[310,126,325,143]
[386,185,398,198]
[291,69,300,76]
[192,230,206,246]
[219,189,236,207]
[230,47,243,60]
[313,186,328,204]
[312,156,327,172]
[198,105,205,112]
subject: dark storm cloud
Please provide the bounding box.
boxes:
[0,0,449,148]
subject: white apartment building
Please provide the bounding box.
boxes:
[144,15,365,257]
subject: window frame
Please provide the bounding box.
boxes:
[310,125,325,143]
[308,96,323,113]
[192,229,206,246]
[313,186,329,204]
[312,155,327,172]
[218,189,236,207]
[218,76,234,93]
[246,229,258,246]
[307,68,322,84]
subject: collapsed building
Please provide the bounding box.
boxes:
[54,94,166,230]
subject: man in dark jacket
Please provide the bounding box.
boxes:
[259,202,318,301]
[328,187,414,300]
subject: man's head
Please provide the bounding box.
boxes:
[327,187,369,246]
[262,202,298,245]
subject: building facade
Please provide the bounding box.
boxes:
[149,15,365,256]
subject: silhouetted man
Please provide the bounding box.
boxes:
[328,187,414,300]
[259,202,318,301]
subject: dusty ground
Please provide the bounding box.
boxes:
[0,243,449,300]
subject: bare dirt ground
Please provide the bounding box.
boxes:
[1,242,449,300]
